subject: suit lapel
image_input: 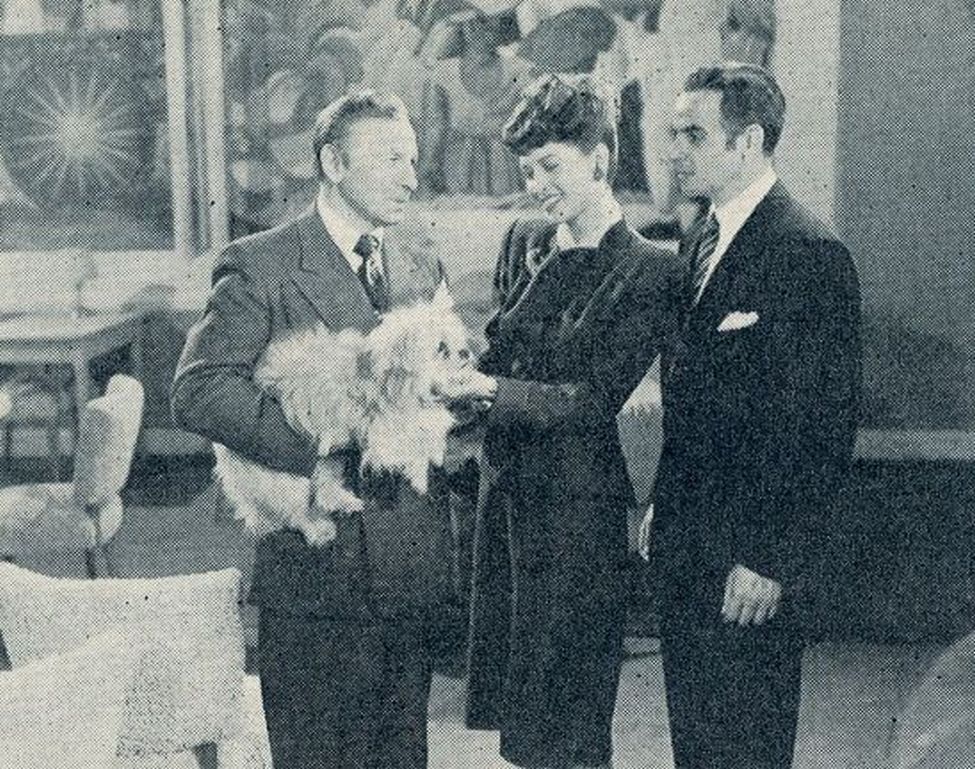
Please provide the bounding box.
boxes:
[687,183,786,332]
[381,232,436,306]
[293,206,376,329]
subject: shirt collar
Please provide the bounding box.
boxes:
[711,167,778,244]
[316,188,384,271]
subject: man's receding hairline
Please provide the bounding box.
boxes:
[326,114,415,155]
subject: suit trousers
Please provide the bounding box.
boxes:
[258,608,434,769]
[659,598,804,769]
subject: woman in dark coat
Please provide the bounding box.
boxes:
[434,74,678,768]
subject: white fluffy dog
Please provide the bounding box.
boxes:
[213,284,471,545]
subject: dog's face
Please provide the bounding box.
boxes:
[367,285,472,407]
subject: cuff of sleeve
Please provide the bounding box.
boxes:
[734,538,793,587]
[485,375,521,429]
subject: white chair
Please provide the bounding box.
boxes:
[0,373,144,577]
[0,563,272,769]
[0,630,133,769]
[891,631,975,769]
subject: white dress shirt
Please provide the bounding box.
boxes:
[694,167,778,301]
[316,189,385,281]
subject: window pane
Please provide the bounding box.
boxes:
[0,0,174,251]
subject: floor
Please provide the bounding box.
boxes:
[1,458,961,768]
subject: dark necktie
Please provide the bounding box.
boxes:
[353,233,389,312]
[688,213,720,306]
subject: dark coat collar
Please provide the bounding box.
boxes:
[295,204,350,276]
[291,205,433,326]
[690,181,789,319]
[497,219,635,336]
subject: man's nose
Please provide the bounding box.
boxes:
[402,162,418,193]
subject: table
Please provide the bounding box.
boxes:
[0,311,145,421]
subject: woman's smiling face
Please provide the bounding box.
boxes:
[518,141,606,226]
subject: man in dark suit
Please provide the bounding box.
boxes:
[637,63,862,768]
[171,91,452,769]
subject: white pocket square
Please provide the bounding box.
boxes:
[717,311,759,332]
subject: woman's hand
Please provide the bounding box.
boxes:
[431,369,498,406]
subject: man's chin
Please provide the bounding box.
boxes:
[378,209,407,226]
[544,205,571,223]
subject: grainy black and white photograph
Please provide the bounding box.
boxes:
[0,0,971,767]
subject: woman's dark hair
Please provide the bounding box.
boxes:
[502,73,618,181]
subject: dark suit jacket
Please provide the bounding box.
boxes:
[172,207,453,618]
[650,183,862,609]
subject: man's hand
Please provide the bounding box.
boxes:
[637,504,654,561]
[431,370,497,405]
[721,564,782,626]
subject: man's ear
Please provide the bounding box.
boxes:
[593,143,610,181]
[742,124,766,155]
[318,143,346,185]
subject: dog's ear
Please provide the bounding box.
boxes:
[431,280,455,311]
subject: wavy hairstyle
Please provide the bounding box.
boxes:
[502,73,619,181]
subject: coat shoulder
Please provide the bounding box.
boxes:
[626,227,679,268]
[507,217,558,258]
[616,228,682,307]
[766,191,842,249]
[760,198,859,309]
[214,218,303,287]
[763,192,853,276]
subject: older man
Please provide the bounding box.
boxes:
[172,91,451,769]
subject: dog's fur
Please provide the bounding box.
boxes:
[213,284,471,545]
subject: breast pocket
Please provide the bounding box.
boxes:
[713,322,762,359]
[704,323,767,406]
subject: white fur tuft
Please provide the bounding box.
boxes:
[213,293,471,546]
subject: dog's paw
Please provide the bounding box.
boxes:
[316,484,365,514]
[335,487,365,513]
[299,517,338,547]
[404,465,430,495]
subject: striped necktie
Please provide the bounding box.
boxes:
[353,233,389,312]
[688,213,720,306]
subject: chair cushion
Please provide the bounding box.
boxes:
[0,564,247,755]
[115,677,271,769]
[0,630,132,769]
[0,483,122,554]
